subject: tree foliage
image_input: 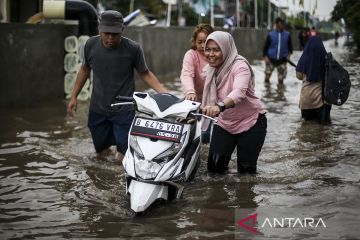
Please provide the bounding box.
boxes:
[171,2,199,26]
[103,0,166,17]
[287,16,305,29]
[332,0,360,50]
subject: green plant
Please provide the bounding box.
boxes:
[332,0,360,51]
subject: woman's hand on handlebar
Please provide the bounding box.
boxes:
[202,105,220,118]
[185,93,197,101]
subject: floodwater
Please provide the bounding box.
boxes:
[1,38,359,239]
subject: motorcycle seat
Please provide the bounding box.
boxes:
[150,93,185,112]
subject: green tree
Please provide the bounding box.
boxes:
[103,0,166,17]
[287,15,305,29]
[172,2,199,26]
[332,0,360,51]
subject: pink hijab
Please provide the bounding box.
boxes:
[201,31,247,107]
[201,31,249,129]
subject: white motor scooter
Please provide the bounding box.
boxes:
[111,92,216,213]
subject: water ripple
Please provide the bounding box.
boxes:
[0,38,359,239]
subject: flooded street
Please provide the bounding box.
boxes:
[0,38,359,239]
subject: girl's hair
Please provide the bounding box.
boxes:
[190,23,214,50]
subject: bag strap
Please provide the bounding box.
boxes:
[321,52,331,104]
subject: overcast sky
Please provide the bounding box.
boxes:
[276,0,338,20]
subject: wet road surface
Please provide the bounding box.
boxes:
[0,38,359,239]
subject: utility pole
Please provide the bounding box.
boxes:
[255,0,258,29]
[236,0,241,27]
[177,0,184,26]
[309,0,312,25]
[129,0,134,13]
[210,0,214,27]
[163,0,177,27]
[267,0,271,29]
[166,3,171,27]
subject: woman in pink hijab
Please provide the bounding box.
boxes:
[202,31,267,174]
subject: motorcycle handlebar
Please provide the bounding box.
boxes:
[115,95,134,102]
[111,95,135,108]
[190,111,218,123]
[110,102,135,107]
[198,108,219,117]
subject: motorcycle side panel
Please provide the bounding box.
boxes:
[184,143,201,179]
[123,151,136,178]
[155,157,184,181]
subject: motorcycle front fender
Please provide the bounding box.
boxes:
[128,180,168,213]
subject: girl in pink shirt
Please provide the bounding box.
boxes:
[180,24,214,102]
[180,24,214,144]
[202,31,267,174]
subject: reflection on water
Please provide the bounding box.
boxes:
[1,38,360,239]
[263,82,287,103]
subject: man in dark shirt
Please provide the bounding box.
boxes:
[67,10,167,161]
[263,17,293,85]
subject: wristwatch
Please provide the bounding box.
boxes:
[216,101,226,112]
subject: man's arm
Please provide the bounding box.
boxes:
[263,35,271,63]
[66,65,90,117]
[263,35,271,57]
[138,70,167,93]
[288,35,293,55]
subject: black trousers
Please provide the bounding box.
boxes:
[208,114,267,174]
[301,104,331,124]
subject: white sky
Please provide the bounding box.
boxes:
[275,0,338,20]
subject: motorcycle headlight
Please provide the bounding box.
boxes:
[129,135,144,159]
[153,142,183,164]
[135,160,162,179]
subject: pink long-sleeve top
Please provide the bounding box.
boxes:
[180,49,208,102]
[217,60,266,134]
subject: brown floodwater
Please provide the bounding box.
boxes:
[0,38,359,239]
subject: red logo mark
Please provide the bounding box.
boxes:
[237,213,258,234]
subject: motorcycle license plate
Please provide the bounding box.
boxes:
[130,117,184,142]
